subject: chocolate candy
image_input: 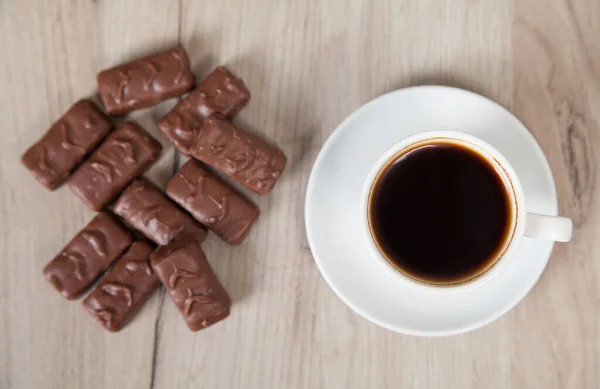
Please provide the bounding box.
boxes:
[82,241,160,332]
[191,116,286,195]
[113,178,207,245]
[68,122,162,211]
[151,238,231,331]
[21,100,113,190]
[166,160,259,245]
[158,66,250,155]
[97,47,195,115]
[43,212,133,300]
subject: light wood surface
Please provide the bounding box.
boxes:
[1,0,598,388]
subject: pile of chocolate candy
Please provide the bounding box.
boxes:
[21,47,286,332]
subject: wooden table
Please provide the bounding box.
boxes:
[1,1,598,388]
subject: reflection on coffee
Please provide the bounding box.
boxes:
[368,141,514,285]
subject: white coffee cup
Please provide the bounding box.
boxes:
[360,130,573,293]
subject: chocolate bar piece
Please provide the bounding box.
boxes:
[158,66,250,155]
[113,178,207,245]
[68,123,162,211]
[43,212,133,300]
[191,116,286,195]
[82,241,160,332]
[98,47,195,115]
[151,238,231,331]
[166,160,259,244]
[21,100,113,190]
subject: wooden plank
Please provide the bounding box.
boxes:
[151,1,515,389]
[512,0,600,388]
[0,1,179,388]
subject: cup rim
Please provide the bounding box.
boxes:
[360,130,527,293]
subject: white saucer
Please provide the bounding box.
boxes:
[305,86,558,337]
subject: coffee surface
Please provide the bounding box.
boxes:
[369,142,512,284]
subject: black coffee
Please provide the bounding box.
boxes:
[369,142,513,284]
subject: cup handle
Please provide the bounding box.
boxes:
[524,213,573,242]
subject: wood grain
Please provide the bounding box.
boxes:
[0,0,598,388]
